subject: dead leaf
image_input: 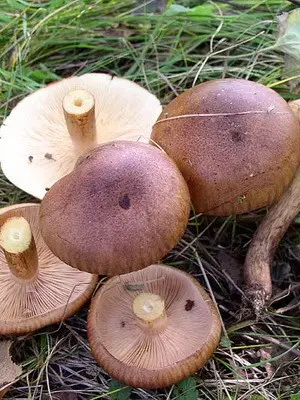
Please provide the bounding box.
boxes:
[0,341,22,398]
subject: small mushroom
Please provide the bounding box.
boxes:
[0,73,162,199]
[244,99,300,314]
[87,264,221,389]
[0,203,98,335]
[40,141,191,275]
[151,78,300,215]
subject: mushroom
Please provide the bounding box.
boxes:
[40,141,191,275]
[87,264,221,389]
[243,98,300,315]
[0,203,98,335]
[0,73,162,199]
[151,78,300,215]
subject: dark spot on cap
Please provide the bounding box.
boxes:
[119,194,131,210]
[28,156,33,163]
[185,299,195,311]
[121,321,125,327]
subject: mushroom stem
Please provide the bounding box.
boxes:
[0,217,38,281]
[63,89,97,154]
[244,167,300,315]
[133,292,167,332]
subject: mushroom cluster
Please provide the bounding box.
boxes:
[2,73,299,392]
[1,73,224,392]
[2,73,298,391]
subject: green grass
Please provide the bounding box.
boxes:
[1,0,300,399]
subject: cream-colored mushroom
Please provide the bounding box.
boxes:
[0,73,162,199]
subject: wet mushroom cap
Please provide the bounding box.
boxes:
[0,73,162,199]
[151,78,300,215]
[40,141,191,275]
[87,264,221,389]
[0,204,98,335]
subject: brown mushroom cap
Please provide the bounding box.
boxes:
[151,78,300,215]
[40,141,191,275]
[0,204,98,335]
[87,264,221,389]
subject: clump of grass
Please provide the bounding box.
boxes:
[1,0,300,399]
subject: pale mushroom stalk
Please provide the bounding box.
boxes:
[244,168,300,314]
[133,293,167,333]
[0,217,38,281]
[63,89,97,154]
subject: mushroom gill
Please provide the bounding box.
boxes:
[87,264,221,388]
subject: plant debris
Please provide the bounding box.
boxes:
[0,341,22,398]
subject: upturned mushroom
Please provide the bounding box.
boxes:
[0,203,98,335]
[151,78,300,215]
[87,264,221,389]
[243,98,300,314]
[40,141,191,275]
[0,73,162,199]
